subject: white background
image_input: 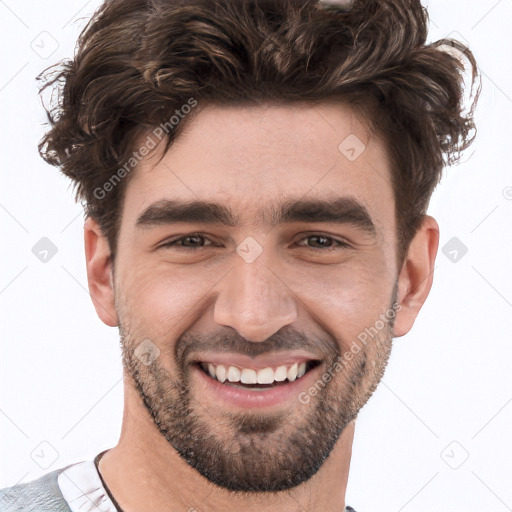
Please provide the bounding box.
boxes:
[0,1,511,511]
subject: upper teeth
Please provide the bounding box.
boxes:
[202,362,308,384]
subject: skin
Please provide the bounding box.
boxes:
[84,101,439,512]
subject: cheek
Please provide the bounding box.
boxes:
[117,246,395,350]
[118,260,224,338]
[283,259,395,350]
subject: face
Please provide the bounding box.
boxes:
[112,101,400,491]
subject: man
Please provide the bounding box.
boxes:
[0,0,479,510]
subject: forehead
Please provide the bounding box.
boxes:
[122,101,395,233]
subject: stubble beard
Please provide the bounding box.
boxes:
[118,304,395,492]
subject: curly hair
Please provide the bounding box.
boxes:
[38,0,480,266]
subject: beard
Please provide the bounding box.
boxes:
[118,290,397,493]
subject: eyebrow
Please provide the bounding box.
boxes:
[135,197,376,236]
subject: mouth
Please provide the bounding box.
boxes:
[197,360,320,389]
[195,359,322,391]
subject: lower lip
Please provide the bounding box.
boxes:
[192,364,323,410]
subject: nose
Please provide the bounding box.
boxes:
[213,255,298,343]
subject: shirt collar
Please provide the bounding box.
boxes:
[57,451,118,512]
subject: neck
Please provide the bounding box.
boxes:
[98,382,354,512]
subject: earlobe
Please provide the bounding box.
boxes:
[393,215,439,338]
[84,216,119,327]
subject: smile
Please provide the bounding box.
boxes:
[200,360,316,384]
[191,353,323,408]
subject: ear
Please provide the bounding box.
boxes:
[84,216,119,327]
[393,215,439,337]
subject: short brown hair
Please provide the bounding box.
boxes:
[38,0,480,266]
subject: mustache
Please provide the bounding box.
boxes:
[175,326,340,365]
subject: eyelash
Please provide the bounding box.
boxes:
[159,233,351,251]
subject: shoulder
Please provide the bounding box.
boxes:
[0,467,72,512]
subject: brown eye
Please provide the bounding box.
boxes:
[298,234,351,250]
[160,234,214,251]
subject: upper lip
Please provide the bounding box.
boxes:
[192,351,321,370]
